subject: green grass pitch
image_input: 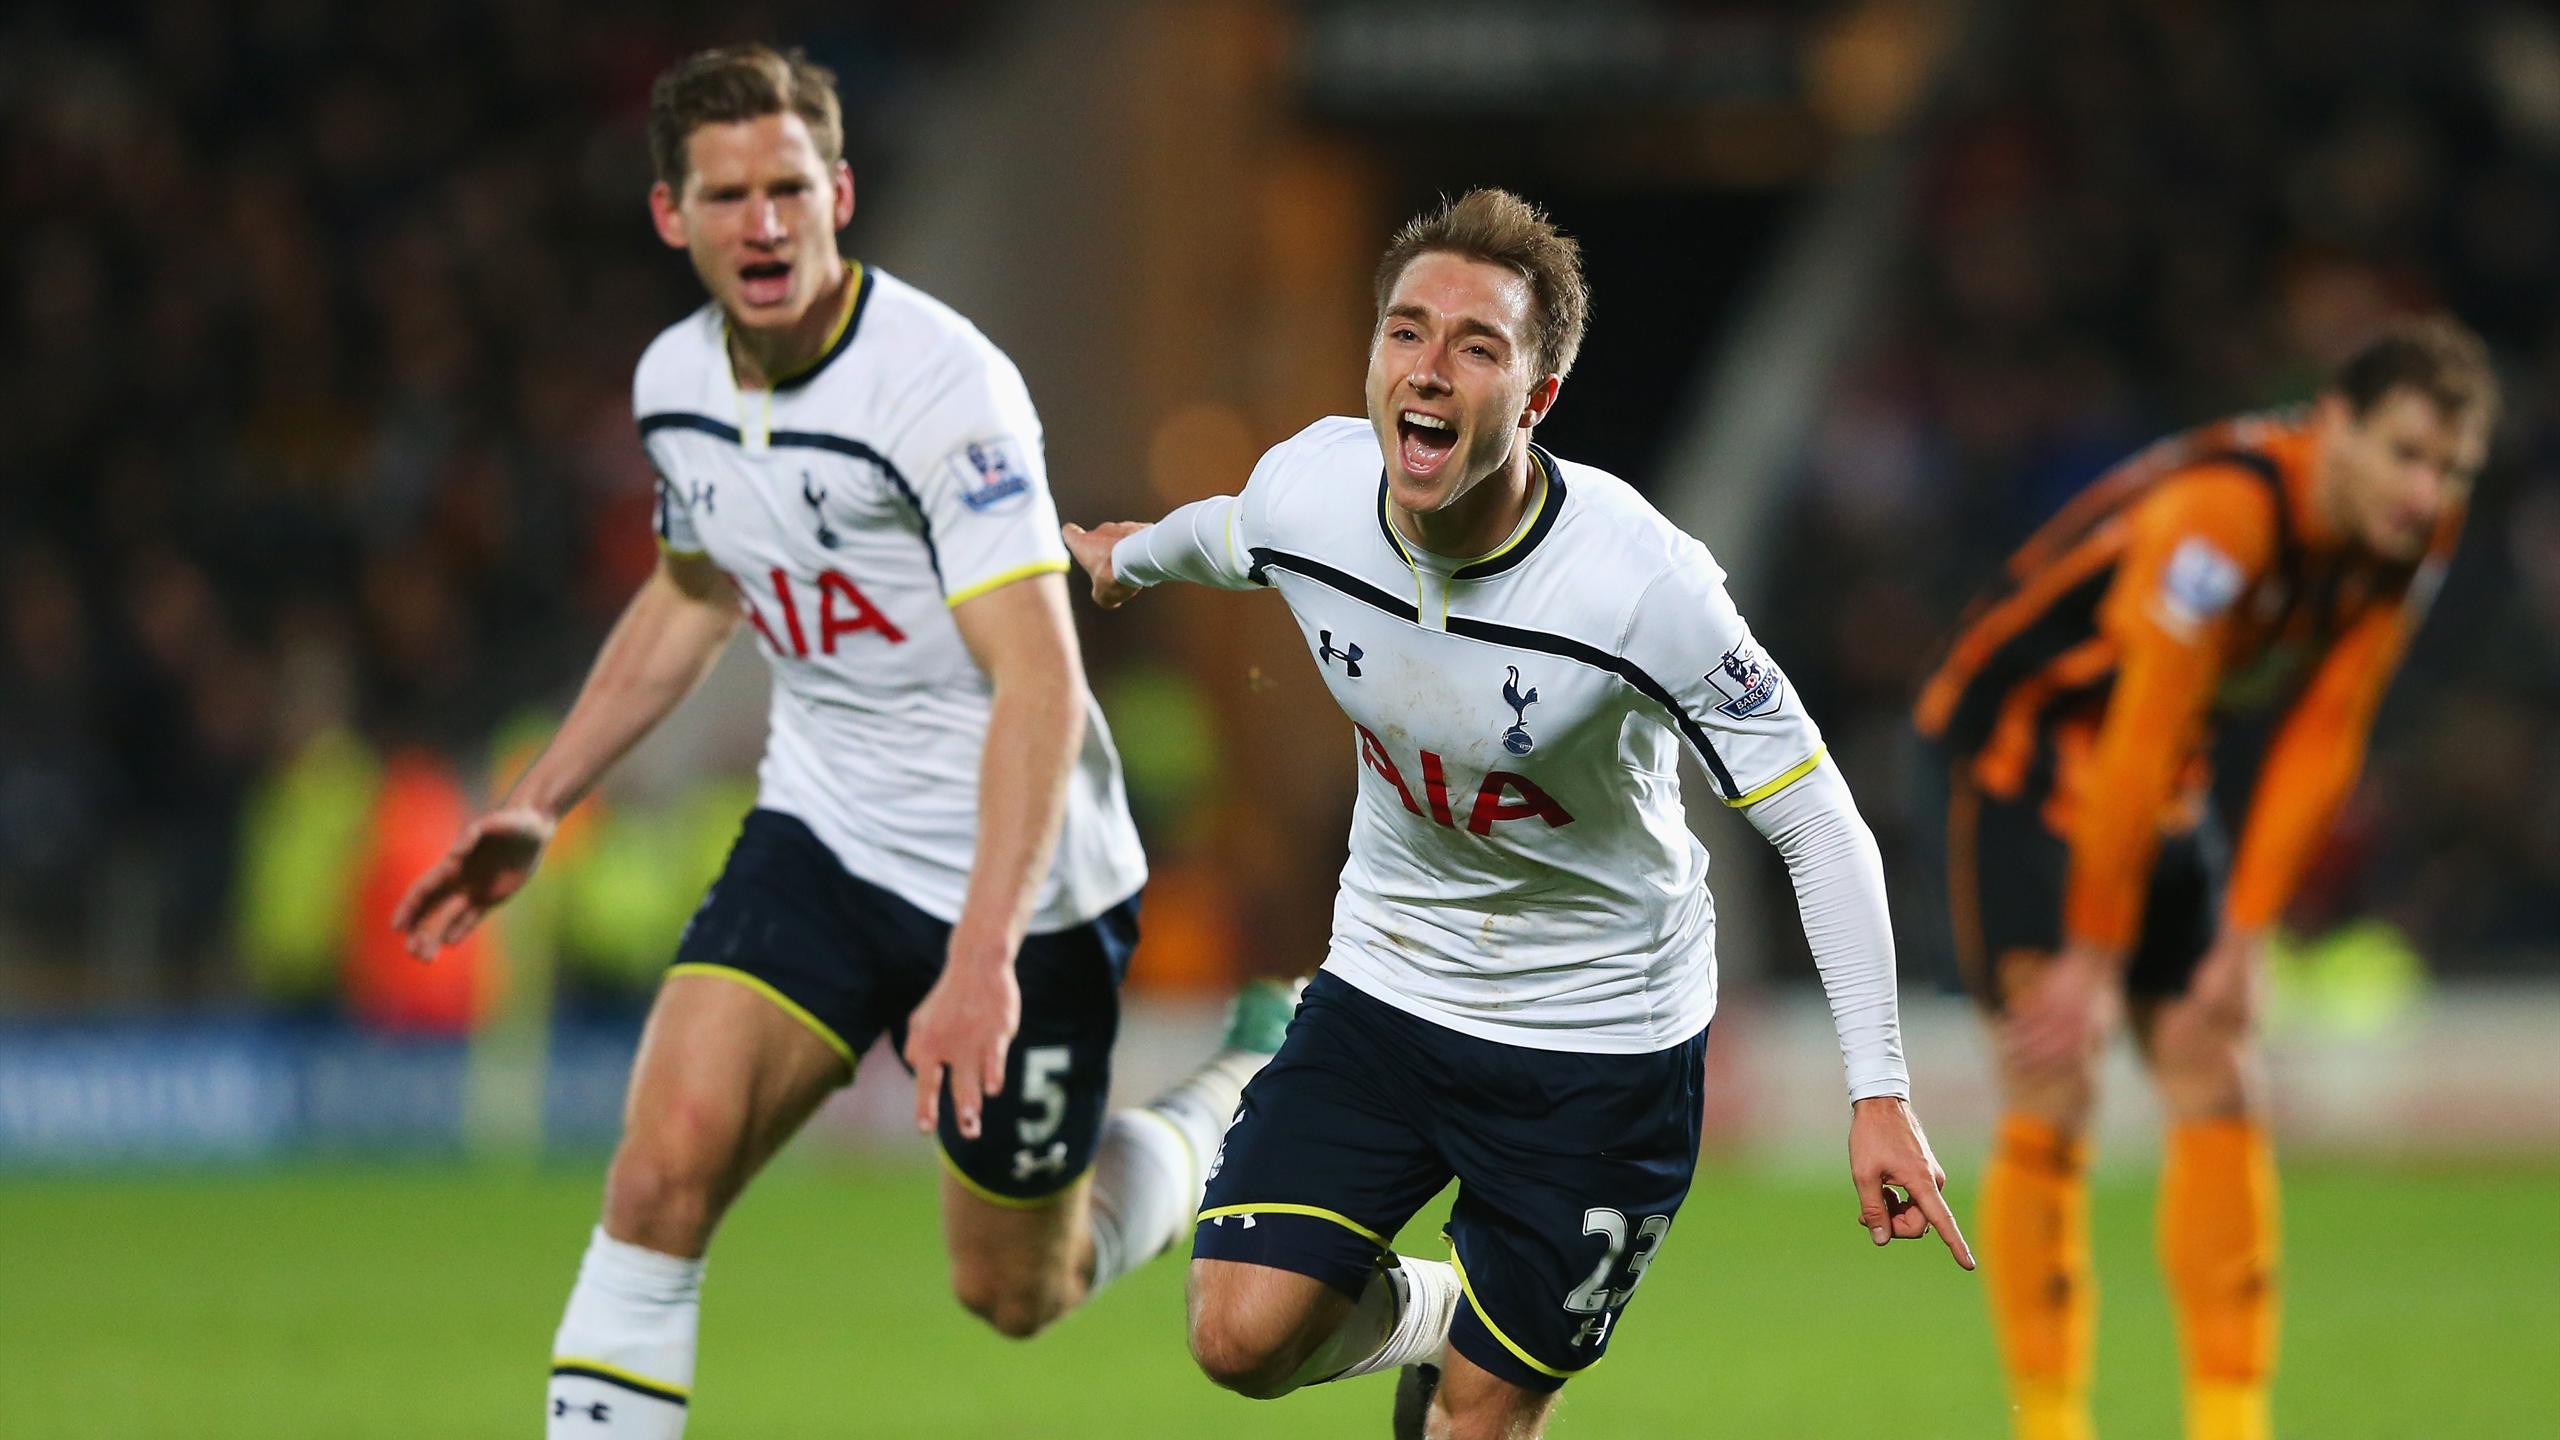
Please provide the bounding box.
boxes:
[4,1158,2552,1437]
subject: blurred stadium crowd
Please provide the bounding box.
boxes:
[1,0,2552,1022]
[0,3,995,1013]
[1763,1,2560,978]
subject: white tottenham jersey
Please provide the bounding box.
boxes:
[637,264,1146,931]
[1115,416,1908,1097]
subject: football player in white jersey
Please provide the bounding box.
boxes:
[1063,189,1974,1439]
[390,46,1288,1439]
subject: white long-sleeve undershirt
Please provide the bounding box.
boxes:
[1110,497,1255,591]
[1741,759,1910,1102]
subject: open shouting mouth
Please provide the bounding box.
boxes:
[1396,408,1459,478]
[738,258,793,308]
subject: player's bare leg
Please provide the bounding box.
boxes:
[939,978,1306,1341]
[1985,949,2103,1440]
[1416,1347,1560,1440]
[549,973,851,1437]
[2135,937,2278,1440]
[602,975,850,1252]
[939,1173,1096,1338]
[2132,933,2265,1120]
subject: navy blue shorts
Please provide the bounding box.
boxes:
[1191,971,1706,1392]
[673,808,1140,1204]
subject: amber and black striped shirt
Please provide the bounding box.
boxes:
[1915,411,2453,948]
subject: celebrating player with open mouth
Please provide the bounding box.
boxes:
[1064,188,1972,1440]
[391,45,1292,1440]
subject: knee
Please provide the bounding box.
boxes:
[2150,988,2261,1115]
[1186,1309,1305,1400]
[2191,981,2259,1043]
[1998,1057,2098,1134]
[952,1270,1068,1341]
[2154,1042,2257,1120]
[602,1101,738,1251]
[602,1147,716,1253]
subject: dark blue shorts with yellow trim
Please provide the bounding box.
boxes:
[1191,970,1705,1392]
[673,808,1139,1203]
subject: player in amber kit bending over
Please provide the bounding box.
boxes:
[1915,317,2496,1440]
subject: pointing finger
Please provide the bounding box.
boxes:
[1908,1174,1976,1270]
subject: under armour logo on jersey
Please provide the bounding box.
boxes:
[1500,666,1540,755]
[801,473,839,549]
[1318,630,1364,677]
[553,1398,611,1423]
[1012,1141,1070,1181]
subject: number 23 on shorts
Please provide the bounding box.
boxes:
[1562,1208,1671,1349]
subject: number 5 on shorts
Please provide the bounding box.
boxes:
[1017,1044,1073,1144]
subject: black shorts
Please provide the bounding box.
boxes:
[1190,971,1706,1393]
[672,808,1140,1204]
[1941,769,2224,1012]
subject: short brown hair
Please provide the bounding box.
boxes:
[1375,189,1591,380]
[2333,313,2499,426]
[648,44,844,191]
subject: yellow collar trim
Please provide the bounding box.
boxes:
[1385,450,1550,573]
[726,260,863,391]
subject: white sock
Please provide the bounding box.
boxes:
[1086,1108,1199,1294]
[1292,1256,1459,1387]
[1145,1046,1260,1185]
[548,1227,702,1438]
[1085,1041,1265,1295]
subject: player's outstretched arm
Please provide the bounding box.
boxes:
[1743,760,1973,1270]
[1062,493,1257,609]
[903,571,1087,1140]
[390,549,739,959]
